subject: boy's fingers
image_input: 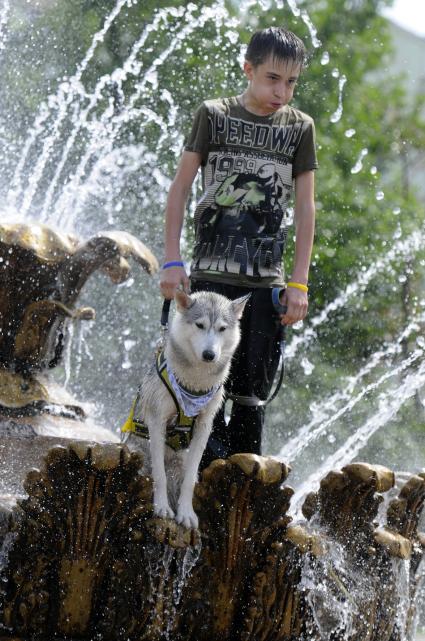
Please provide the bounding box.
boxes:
[182,274,190,293]
[160,284,175,300]
[159,267,188,299]
[280,289,308,325]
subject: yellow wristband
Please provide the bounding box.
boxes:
[287,281,309,293]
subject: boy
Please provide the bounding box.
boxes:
[160,27,317,466]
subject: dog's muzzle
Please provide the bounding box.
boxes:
[202,350,215,362]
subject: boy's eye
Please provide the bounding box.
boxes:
[196,322,205,330]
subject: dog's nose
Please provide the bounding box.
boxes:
[202,350,215,362]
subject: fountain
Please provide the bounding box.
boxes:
[0,224,422,639]
[0,221,157,490]
[0,0,424,639]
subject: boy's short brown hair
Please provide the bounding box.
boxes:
[246,27,307,68]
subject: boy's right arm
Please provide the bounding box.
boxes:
[160,151,202,299]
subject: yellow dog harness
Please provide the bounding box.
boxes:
[122,350,212,451]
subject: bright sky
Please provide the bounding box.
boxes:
[382,0,425,38]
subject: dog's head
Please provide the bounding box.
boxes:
[171,289,250,365]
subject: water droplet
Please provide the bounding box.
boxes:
[301,357,314,375]
[351,148,368,174]
[345,128,356,138]
[370,166,377,175]
[393,207,401,215]
[376,191,384,201]
[330,75,347,123]
[393,225,402,239]
[331,68,339,78]
[321,51,330,65]
[286,0,300,16]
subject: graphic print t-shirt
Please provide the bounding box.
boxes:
[185,97,318,287]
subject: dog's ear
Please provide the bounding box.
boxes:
[175,289,194,312]
[231,293,251,320]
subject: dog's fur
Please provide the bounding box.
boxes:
[125,289,249,529]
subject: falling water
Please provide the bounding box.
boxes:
[8,0,132,215]
[0,0,9,51]
[351,147,369,174]
[285,223,425,362]
[0,531,16,577]
[329,72,347,123]
[280,309,425,462]
[300,538,373,638]
[292,355,425,512]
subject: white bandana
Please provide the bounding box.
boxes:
[166,365,221,417]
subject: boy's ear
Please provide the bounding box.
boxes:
[243,60,254,80]
[231,293,251,320]
[175,289,194,312]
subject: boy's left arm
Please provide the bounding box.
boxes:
[281,170,315,325]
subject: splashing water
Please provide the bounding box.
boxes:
[0,0,9,51]
[172,543,201,606]
[393,558,411,641]
[301,538,373,639]
[280,309,425,463]
[351,147,368,174]
[145,541,201,639]
[0,531,17,578]
[320,51,330,65]
[330,73,347,123]
[8,0,132,215]
[285,223,425,362]
[300,10,321,48]
[292,355,425,512]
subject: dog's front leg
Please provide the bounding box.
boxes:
[147,415,174,519]
[176,414,213,529]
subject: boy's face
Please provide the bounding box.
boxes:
[243,56,301,116]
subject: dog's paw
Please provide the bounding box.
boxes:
[176,506,199,530]
[154,502,175,520]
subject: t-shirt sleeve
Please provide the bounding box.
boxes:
[184,103,210,165]
[292,119,319,177]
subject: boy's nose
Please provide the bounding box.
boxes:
[274,85,286,100]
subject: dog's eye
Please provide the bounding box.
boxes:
[195,322,205,330]
[219,326,227,332]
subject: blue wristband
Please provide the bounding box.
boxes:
[272,287,287,315]
[162,261,185,269]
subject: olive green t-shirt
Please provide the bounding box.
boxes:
[185,97,318,287]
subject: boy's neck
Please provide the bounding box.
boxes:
[239,91,277,117]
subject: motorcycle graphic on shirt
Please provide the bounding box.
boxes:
[193,157,292,279]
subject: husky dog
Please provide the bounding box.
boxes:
[124,289,249,529]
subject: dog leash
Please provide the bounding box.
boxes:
[156,298,171,352]
[226,287,287,408]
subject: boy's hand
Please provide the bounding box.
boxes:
[279,287,308,325]
[160,265,190,300]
